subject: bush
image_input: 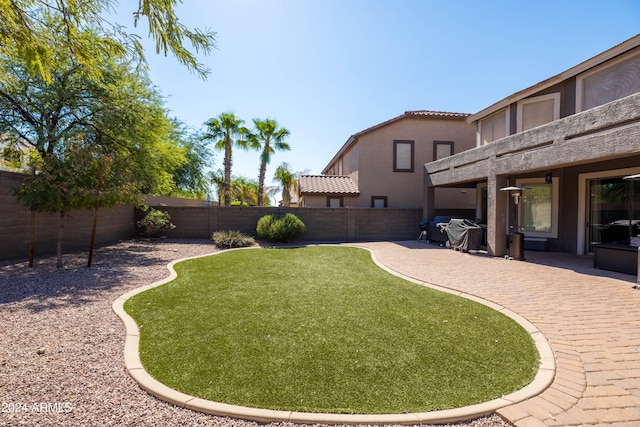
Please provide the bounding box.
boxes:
[212,230,255,249]
[256,213,306,242]
[137,206,175,237]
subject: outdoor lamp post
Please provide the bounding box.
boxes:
[500,186,525,260]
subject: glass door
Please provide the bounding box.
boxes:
[588,177,640,253]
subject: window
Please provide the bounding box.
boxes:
[393,140,414,172]
[327,196,343,207]
[517,93,560,132]
[479,108,509,145]
[371,196,387,208]
[433,141,454,160]
[577,51,640,112]
[516,177,559,238]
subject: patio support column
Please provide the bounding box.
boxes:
[487,174,508,256]
[423,174,436,220]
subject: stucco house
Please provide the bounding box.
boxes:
[0,135,31,172]
[300,110,476,210]
[424,34,640,265]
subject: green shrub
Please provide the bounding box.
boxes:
[212,230,255,249]
[137,206,175,237]
[256,213,306,242]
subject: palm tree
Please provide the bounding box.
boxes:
[249,118,290,206]
[264,184,279,206]
[208,168,225,206]
[231,176,259,206]
[273,162,298,207]
[201,113,248,206]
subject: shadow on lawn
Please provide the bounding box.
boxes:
[0,238,215,311]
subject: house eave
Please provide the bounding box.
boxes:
[467,34,640,124]
[322,135,357,175]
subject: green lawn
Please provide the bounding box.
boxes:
[124,246,538,414]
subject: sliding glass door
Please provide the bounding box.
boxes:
[588,177,640,253]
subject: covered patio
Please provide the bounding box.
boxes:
[423,93,640,259]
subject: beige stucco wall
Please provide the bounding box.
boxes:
[302,194,360,208]
[337,117,476,208]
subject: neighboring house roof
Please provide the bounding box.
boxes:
[355,111,471,138]
[467,33,640,123]
[299,175,360,195]
[322,110,471,174]
[0,134,33,149]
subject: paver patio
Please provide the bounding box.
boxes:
[354,241,640,426]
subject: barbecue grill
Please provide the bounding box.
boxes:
[437,219,482,252]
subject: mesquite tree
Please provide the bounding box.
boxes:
[2,30,185,267]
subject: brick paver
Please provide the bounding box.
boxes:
[355,241,639,426]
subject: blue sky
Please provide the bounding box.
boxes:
[116,1,639,202]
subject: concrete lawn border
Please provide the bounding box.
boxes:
[112,245,555,425]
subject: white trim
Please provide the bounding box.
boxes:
[516,93,561,132]
[576,48,640,113]
[515,177,559,239]
[577,166,640,255]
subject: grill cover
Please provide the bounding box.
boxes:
[437,219,482,251]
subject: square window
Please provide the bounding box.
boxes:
[434,141,454,160]
[327,197,343,207]
[516,93,560,132]
[371,196,387,208]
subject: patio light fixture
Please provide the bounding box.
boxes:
[500,186,524,206]
[500,186,526,260]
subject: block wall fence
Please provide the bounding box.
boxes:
[0,170,135,261]
[2,170,423,261]
[142,205,424,243]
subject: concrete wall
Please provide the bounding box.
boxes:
[140,205,424,243]
[0,170,135,261]
[142,195,209,207]
[1,171,424,261]
[301,194,360,208]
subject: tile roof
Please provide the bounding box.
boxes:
[352,110,471,139]
[299,175,360,195]
[404,110,471,119]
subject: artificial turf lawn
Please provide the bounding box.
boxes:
[124,246,539,414]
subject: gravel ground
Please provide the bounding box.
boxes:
[0,238,511,427]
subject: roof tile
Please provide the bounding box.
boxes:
[299,175,360,195]
[404,110,471,119]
